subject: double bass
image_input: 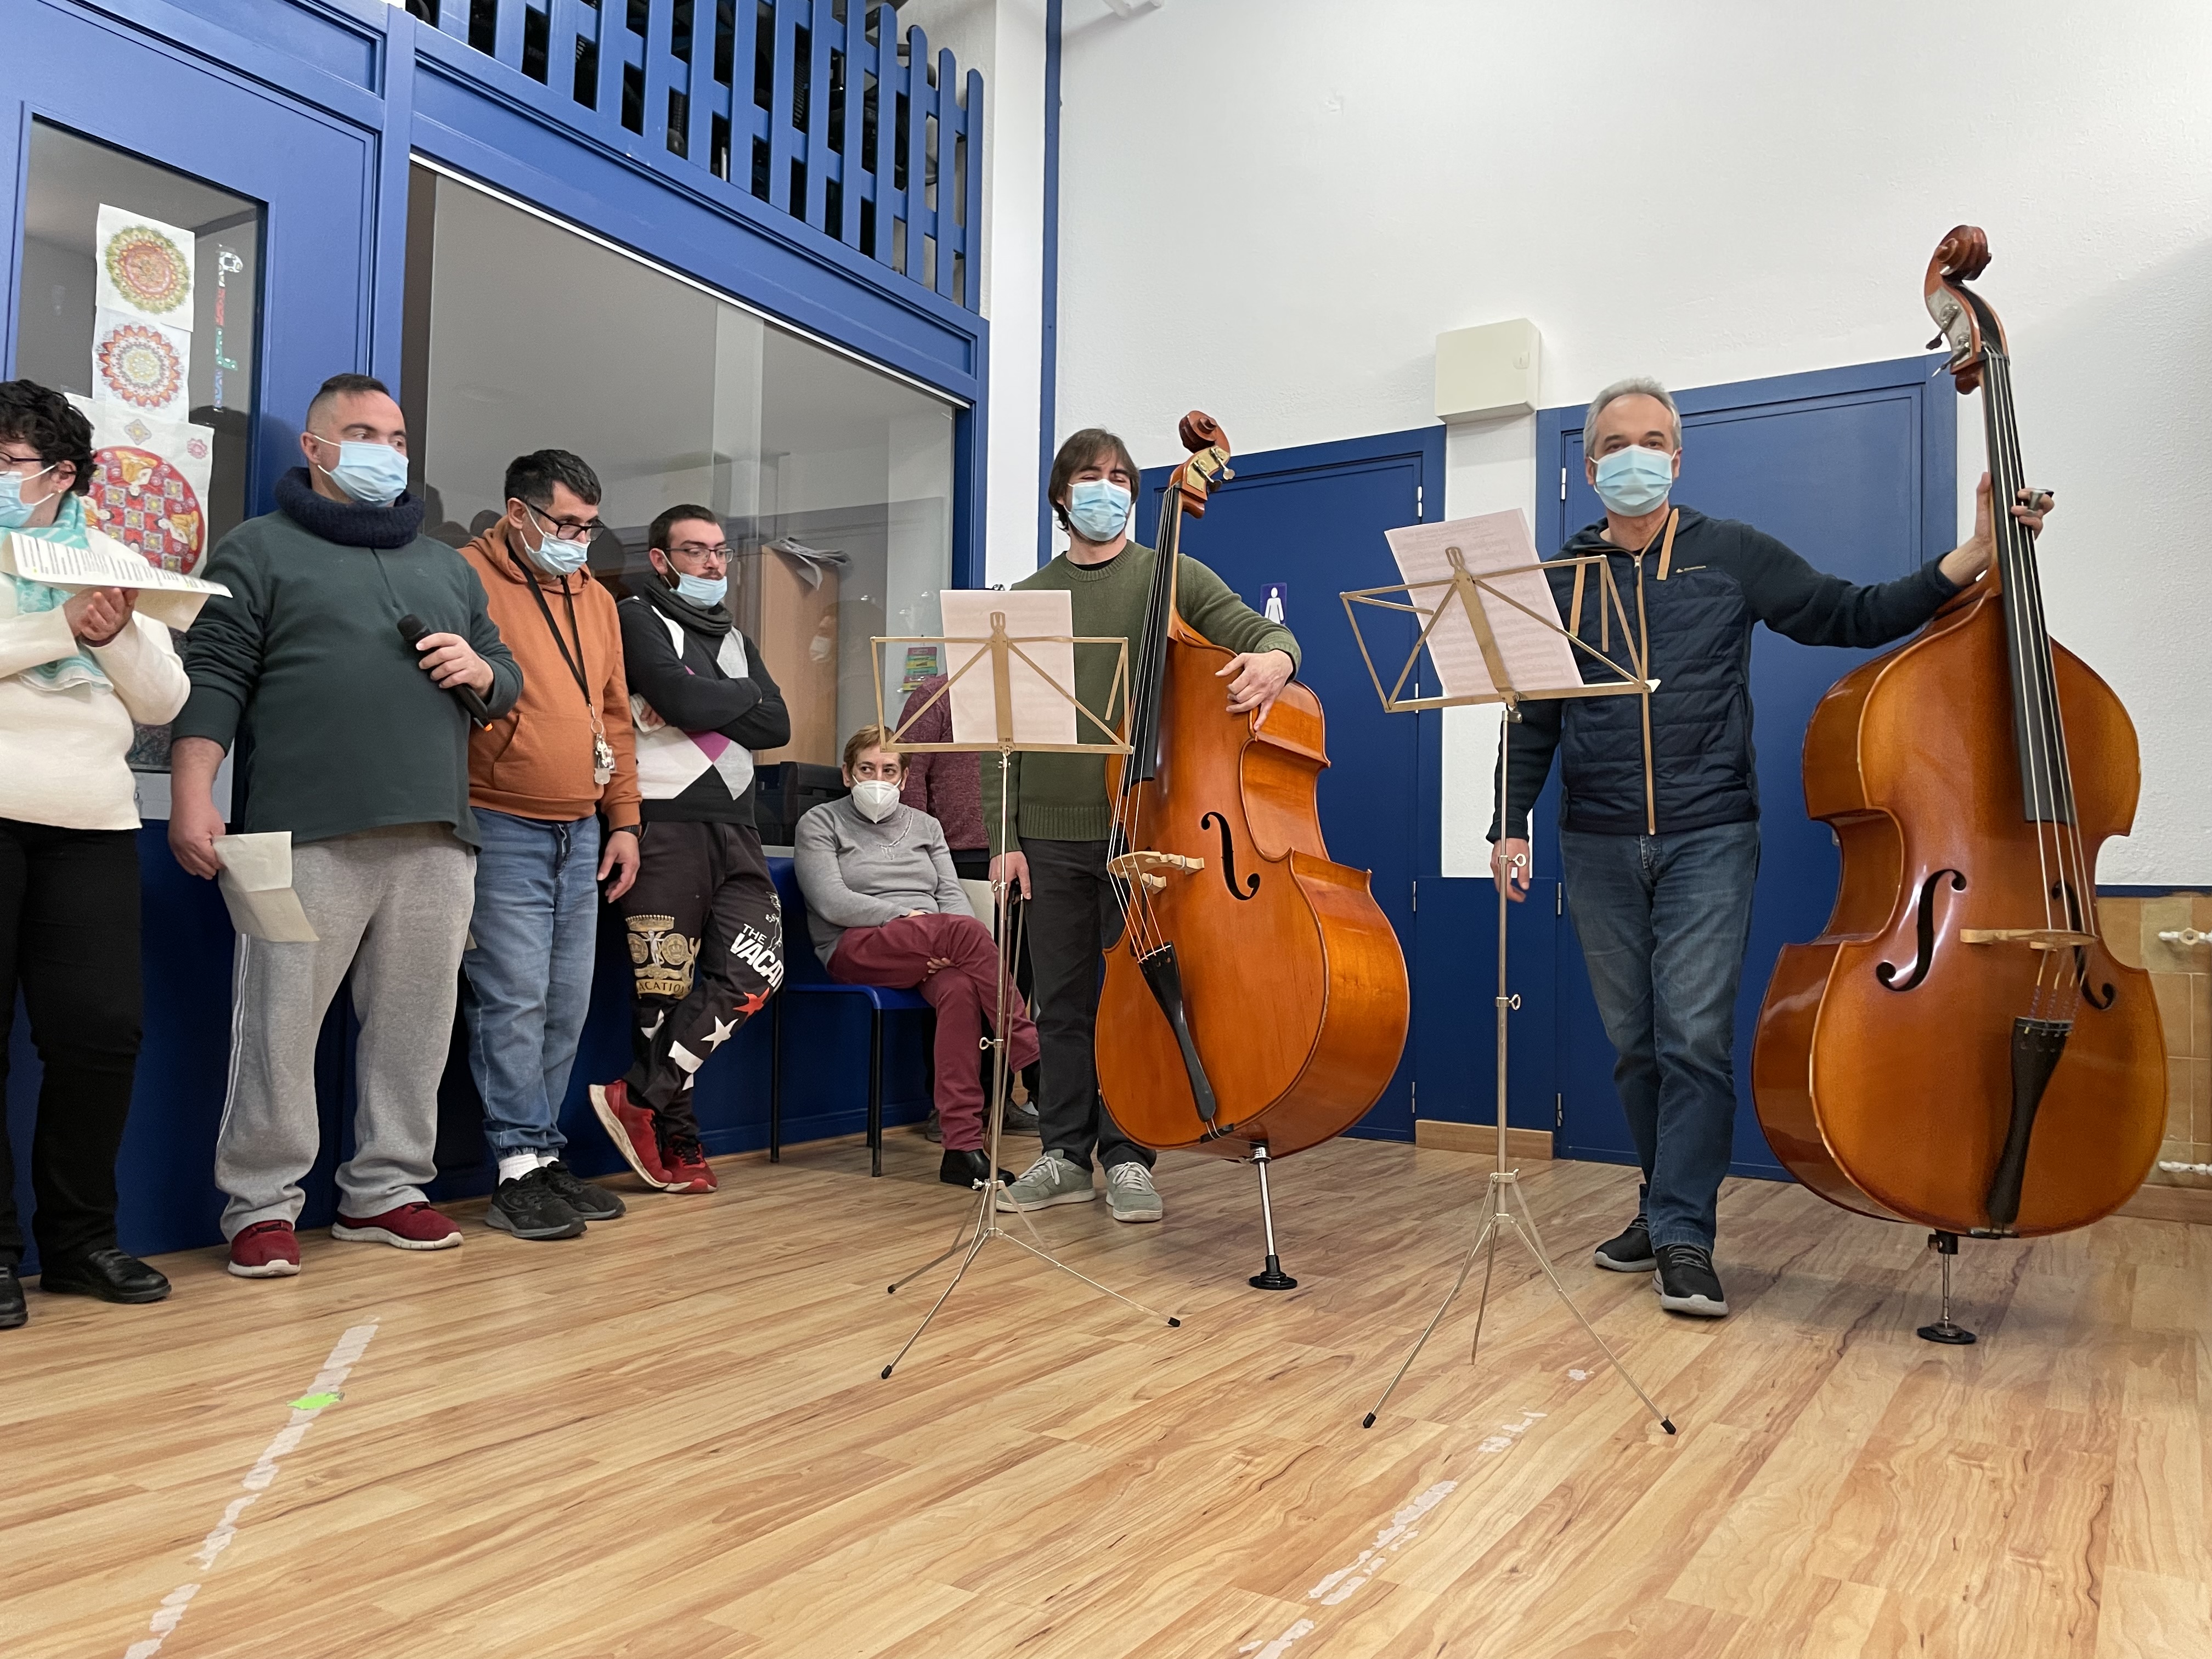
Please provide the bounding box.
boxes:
[1095,414,1409,1285]
[1751,229,2164,1255]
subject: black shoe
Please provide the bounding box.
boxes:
[1000,1097,1041,1136]
[940,1149,1015,1189]
[920,1108,944,1144]
[1652,1243,1729,1316]
[539,1160,625,1221]
[485,1167,586,1240]
[38,1246,171,1304]
[0,1267,24,1329]
[1594,1215,1656,1273]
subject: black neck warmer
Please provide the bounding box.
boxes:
[274,467,427,550]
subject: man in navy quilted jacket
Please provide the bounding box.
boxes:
[1488,378,2052,1318]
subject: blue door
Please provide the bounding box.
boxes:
[1535,358,1957,1176]
[4,8,382,1262]
[1140,427,1442,1140]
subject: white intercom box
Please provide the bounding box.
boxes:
[1435,318,1541,422]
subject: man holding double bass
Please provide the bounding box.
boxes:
[1488,376,2052,1318]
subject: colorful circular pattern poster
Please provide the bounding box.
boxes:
[103,223,192,318]
[95,321,188,414]
[87,445,207,573]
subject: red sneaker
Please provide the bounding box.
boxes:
[228,1220,301,1278]
[659,1134,718,1194]
[591,1081,679,1190]
[330,1201,461,1250]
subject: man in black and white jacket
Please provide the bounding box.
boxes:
[589,504,788,1196]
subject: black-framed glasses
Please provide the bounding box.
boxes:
[523,503,600,544]
[0,450,53,475]
[668,540,732,562]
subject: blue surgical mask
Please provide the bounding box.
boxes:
[0,464,58,531]
[1066,478,1131,544]
[522,509,591,576]
[1591,445,1675,516]
[312,438,410,507]
[670,568,727,608]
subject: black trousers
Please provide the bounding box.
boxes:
[1021,837,1153,1173]
[615,820,782,1139]
[0,820,143,1267]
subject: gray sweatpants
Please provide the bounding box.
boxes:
[214,824,475,1238]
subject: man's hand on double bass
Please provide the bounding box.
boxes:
[1218,648,1295,719]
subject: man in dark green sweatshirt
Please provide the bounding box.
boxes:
[168,374,521,1279]
[988,428,1298,1225]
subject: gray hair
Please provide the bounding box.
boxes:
[1585,377,1681,448]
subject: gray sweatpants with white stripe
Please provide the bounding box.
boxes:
[214,824,475,1238]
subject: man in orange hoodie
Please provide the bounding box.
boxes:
[458,450,642,1242]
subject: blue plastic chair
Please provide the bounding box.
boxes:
[768,858,932,1177]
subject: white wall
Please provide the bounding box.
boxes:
[902,0,1051,588]
[1053,0,2212,883]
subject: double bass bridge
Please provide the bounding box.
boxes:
[1108,849,1206,893]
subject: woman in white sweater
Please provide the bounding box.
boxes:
[0,381,189,1330]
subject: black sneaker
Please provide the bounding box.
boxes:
[920,1108,944,1144]
[540,1160,625,1221]
[485,1167,586,1240]
[1000,1097,1041,1136]
[1594,1215,1656,1273]
[940,1148,1015,1189]
[0,1266,24,1330]
[1651,1243,1729,1316]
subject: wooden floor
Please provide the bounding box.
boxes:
[5,1133,2208,1659]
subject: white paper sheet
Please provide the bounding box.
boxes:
[3,527,229,629]
[1382,509,1587,702]
[95,205,198,329]
[935,589,1082,748]
[213,833,319,943]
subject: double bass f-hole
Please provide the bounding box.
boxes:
[1200,811,1260,900]
[1877,868,1966,992]
[2053,878,2117,1009]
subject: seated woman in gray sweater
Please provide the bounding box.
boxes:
[793,727,1037,1189]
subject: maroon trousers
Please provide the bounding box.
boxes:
[827,911,1038,1152]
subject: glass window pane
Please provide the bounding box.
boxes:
[403,165,956,782]
[11,119,266,772]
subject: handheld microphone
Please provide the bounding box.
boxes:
[396,613,493,725]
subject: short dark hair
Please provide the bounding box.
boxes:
[0,380,94,498]
[649,503,721,552]
[1046,427,1140,534]
[304,372,392,431]
[505,449,602,510]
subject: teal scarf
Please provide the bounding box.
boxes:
[5,494,108,692]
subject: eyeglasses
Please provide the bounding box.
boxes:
[667,541,732,563]
[525,504,600,545]
[0,451,52,476]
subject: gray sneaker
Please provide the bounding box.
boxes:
[995,1152,1096,1212]
[1105,1161,1163,1224]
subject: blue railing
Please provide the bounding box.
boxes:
[414,0,983,311]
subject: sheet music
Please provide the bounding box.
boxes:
[4,525,230,629]
[1383,509,1584,701]
[936,589,1080,747]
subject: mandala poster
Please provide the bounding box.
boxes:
[94,205,196,330]
[92,308,191,421]
[67,393,215,574]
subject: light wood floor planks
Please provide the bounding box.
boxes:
[2,1135,2207,1658]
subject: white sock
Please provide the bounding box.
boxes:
[535,1150,561,1170]
[496,1153,540,1185]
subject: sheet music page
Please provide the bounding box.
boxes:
[1382,509,1583,701]
[937,589,1080,748]
[4,526,230,629]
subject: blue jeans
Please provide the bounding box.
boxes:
[1560,821,1759,1251]
[461,809,602,1158]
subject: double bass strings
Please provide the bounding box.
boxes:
[1981,347,2090,1020]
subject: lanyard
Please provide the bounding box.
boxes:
[517,550,593,715]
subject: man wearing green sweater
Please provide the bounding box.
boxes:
[988,428,1299,1224]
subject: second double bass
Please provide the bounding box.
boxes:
[1095,414,1408,1271]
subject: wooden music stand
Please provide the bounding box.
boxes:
[1340,520,1676,1436]
[867,601,1178,1380]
